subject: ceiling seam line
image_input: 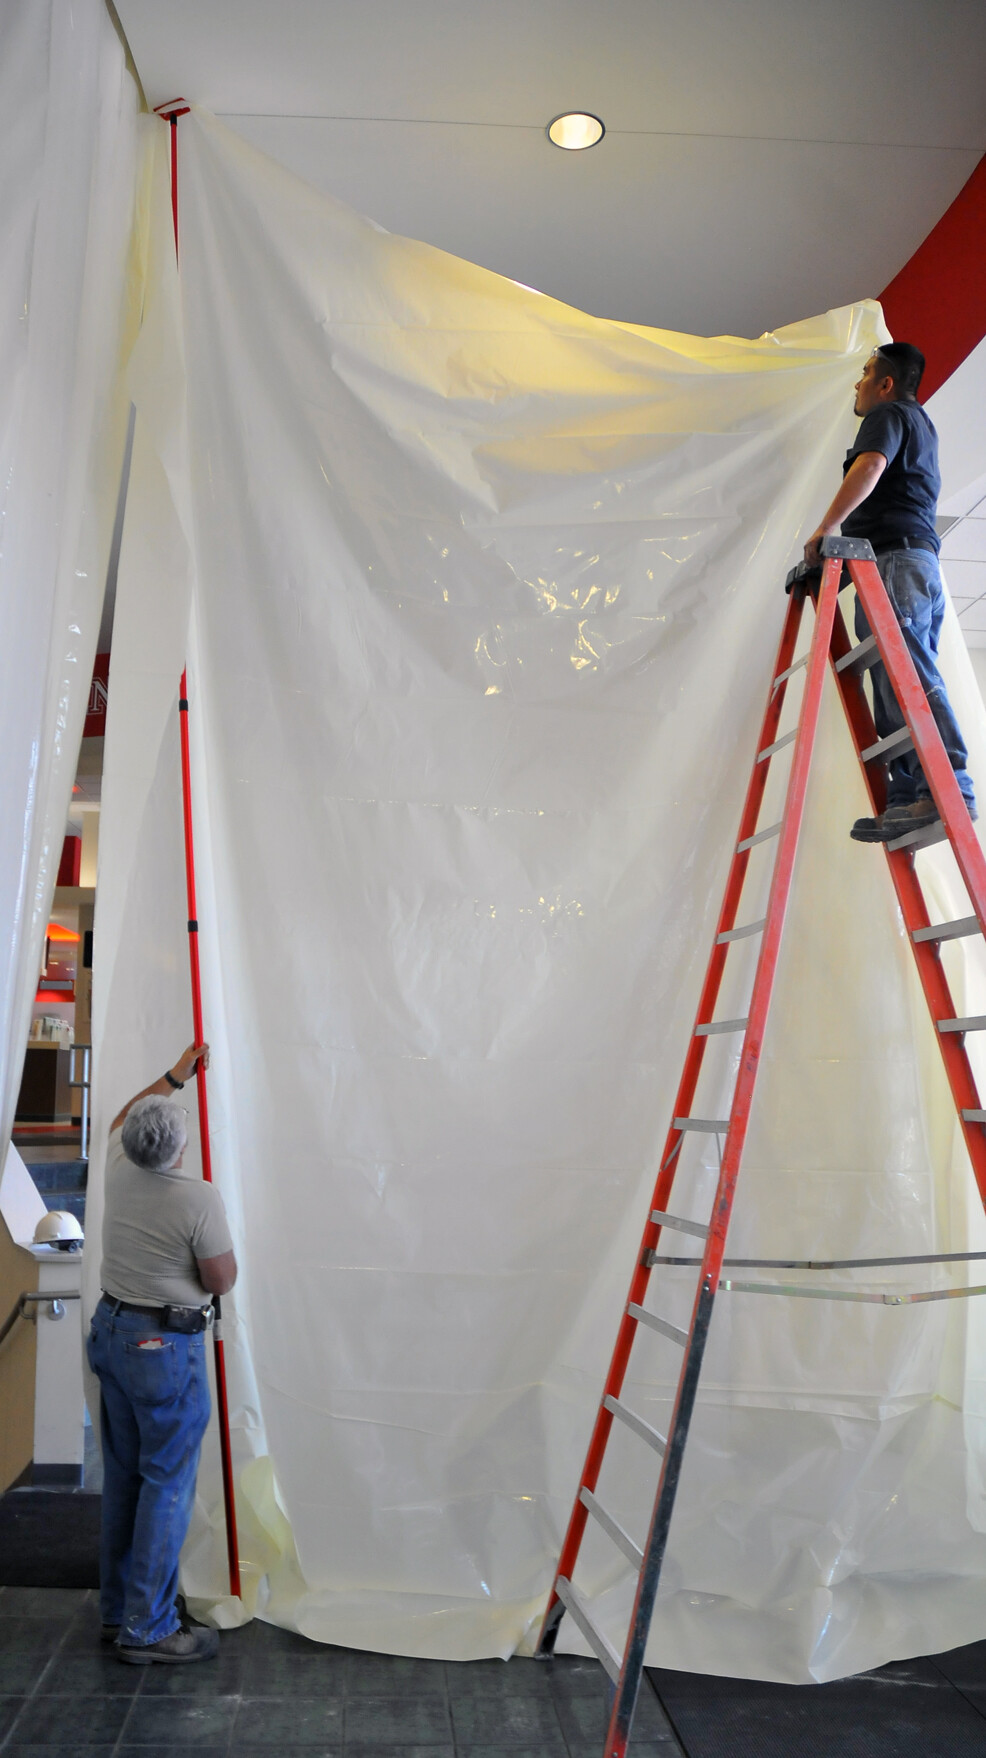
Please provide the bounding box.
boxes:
[214,113,984,153]
[942,490,986,538]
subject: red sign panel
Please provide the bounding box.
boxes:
[84,652,110,738]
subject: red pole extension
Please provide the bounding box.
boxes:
[177,678,241,1597]
[157,100,241,1599]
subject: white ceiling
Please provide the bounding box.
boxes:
[114,2,986,639]
[116,0,985,337]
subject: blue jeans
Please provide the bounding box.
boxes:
[853,548,975,810]
[87,1298,211,1646]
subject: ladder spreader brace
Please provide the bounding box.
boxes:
[533,536,986,1758]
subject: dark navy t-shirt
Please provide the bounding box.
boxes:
[840,401,940,553]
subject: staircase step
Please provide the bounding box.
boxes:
[25,1161,88,1193]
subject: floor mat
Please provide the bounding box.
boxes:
[649,1655,986,1758]
[0,1490,100,1587]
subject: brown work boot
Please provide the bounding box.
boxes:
[881,799,941,833]
[116,1624,219,1665]
[850,808,905,843]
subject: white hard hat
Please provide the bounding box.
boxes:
[33,1210,84,1248]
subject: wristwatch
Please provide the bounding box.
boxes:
[164,1069,184,1090]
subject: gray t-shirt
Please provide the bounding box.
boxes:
[100,1127,234,1308]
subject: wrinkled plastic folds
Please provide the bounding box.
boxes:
[0,0,137,1147]
[87,110,986,1681]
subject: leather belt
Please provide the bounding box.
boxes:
[873,536,938,557]
[100,1295,165,1318]
[99,1294,212,1332]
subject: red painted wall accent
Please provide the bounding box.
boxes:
[56,837,81,888]
[879,154,986,399]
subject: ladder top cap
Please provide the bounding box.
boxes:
[820,536,876,560]
[785,536,876,591]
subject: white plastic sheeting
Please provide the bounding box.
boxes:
[0,0,138,1146]
[88,109,986,1680]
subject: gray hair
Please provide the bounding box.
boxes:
[121,1095,187,1171]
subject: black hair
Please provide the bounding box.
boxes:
[874,342,925,400]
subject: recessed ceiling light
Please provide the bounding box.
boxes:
[547,113,605,151]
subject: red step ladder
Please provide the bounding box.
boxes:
[534,536,986,1756]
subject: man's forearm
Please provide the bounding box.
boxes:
[804,451,888,566]
[110,1074,181,1134]
[110,1043,209,1132]
[818,452,887,531]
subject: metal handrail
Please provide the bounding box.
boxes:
[69,1044,91,1157]
[0,1289,82,1348]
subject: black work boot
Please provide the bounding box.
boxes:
[103,1592,190,1645]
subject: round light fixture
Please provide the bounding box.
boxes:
[546,112,605,151]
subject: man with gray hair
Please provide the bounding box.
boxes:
[87,1043,236,1664]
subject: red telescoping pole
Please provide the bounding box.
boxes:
[156,102,241,1599]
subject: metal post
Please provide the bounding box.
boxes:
[68,1043,91,1159]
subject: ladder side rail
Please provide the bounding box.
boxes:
[602,560,845,1758]
[828,600,986,1210]
[656,586,809,1149]
[848,557,986,933]
[645,584,809,1219]
[535,589,808,1654]
[827,602,886,809]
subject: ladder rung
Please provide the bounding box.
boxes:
[962,1110,986,1123]
[649,1249,986,1270]
[651,1209,709,1239]
[938,1016,986,1034]
[860,726,913,763]
[757,729,797,763]
[913,915,980,943]
[555,1576,622,1684]
[716,918,766,944]
[696,1017,749,1036]
[628,1302,688,1347]
[719,1277,986,1307]
[887,822,947,853]
[579,1488,644,1571]
[674,1117,730,1134]
[737,821,782,852]
[834,634,879,674]
[772,653,810,689]
[603,1395,667,1457]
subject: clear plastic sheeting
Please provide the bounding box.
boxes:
[90,109,986,1679]
[0,0,138,1147]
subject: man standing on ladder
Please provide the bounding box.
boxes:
[803,340,976,842]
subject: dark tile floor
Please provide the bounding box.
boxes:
[652,1649,986,1757]
[0,1587,679,1757]
[3,1588,986,1757]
